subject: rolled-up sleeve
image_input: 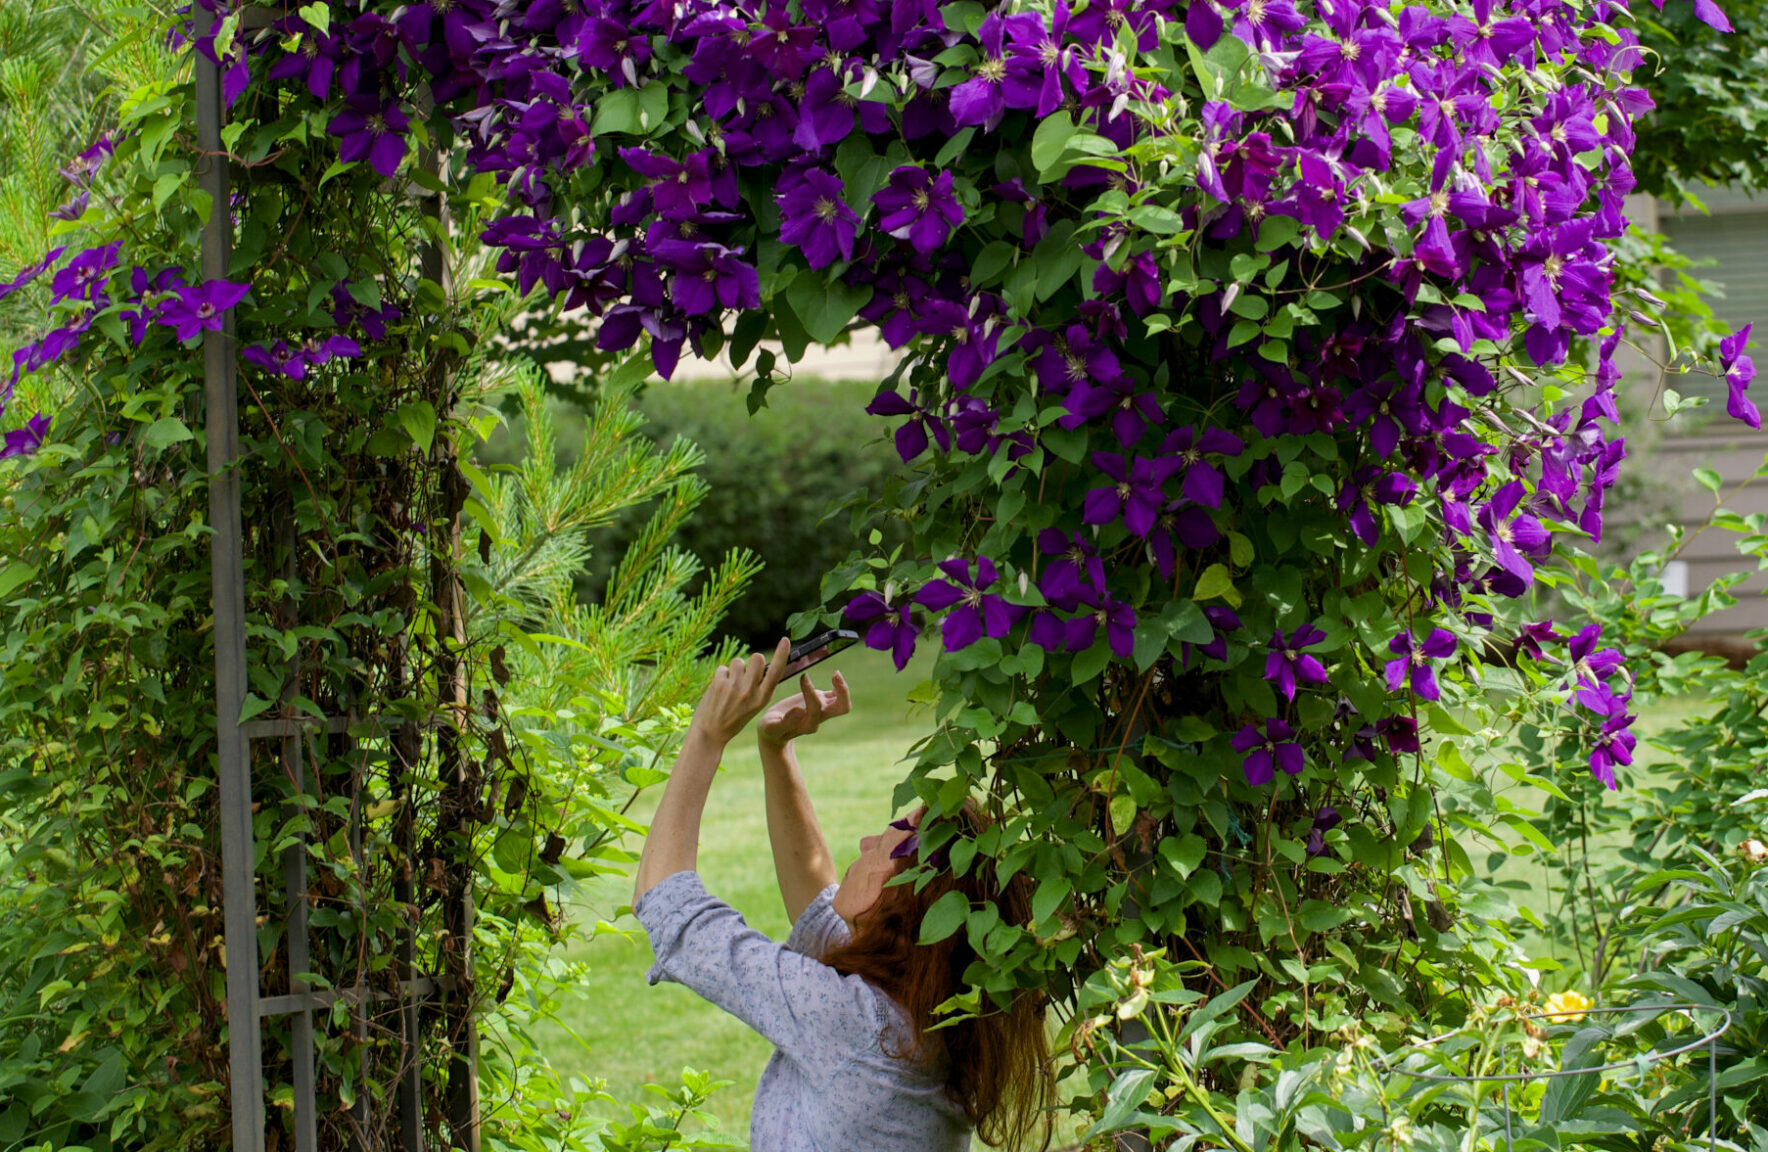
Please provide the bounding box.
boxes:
[634,871,881,1066]
[784,884,847,958]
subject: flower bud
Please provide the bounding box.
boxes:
[1740,839,1767,865]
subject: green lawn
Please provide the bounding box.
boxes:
[530,645,1024,1143]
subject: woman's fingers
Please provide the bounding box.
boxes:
[800,674,825,725]
[829,670,851,716]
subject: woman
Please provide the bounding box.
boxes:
[632,638,1055,1151]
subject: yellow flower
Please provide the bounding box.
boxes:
[1543,990,1592,1023]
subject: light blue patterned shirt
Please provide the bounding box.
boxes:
[635,870,973,1151]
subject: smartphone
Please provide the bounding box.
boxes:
[782,629,859,678]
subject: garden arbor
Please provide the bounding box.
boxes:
[0,0,1757,1144]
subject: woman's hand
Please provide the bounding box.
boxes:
[688,637,792,747]
[757,670,851,749]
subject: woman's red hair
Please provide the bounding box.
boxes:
[820,799,1055,1150]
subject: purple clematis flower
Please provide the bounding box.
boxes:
[1036,529,1105,609]
[1337,468,1418,545]
[156,280,251,342]
[0,247,66,304]
[1026,323,1124,397]
[1517,620,1565,662]
[1266,625,1330,701]
[1385,628,1457,700]
[948,12,1022,130]
[650,239,761,315]
[1567,624,1624,684]
[844,589,918,670]
[243,340,310,380]
[1306,806,1342,857]
[866,388,950,463]
[1159,425,1244,508]
[1083,452,1179,538]
[328,96,411,178]
[1233,719,1304,786]
[1061,587,1137,659]
[1182,604,1241,668]
[1720,323,1758,428]
[1478,481,1551,586]
[1576,678,1634,789]
[50,243,120,306]
[619,147,713,219]
[915,557,1014,650]
[887,815,951,870]
[0,413,50,459]
[777,168,860,270]
[59,136,113,185]
[873,167,964,255]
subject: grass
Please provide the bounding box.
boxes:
[530,644,963,1142]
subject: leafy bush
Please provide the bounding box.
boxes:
[566,376,908,651]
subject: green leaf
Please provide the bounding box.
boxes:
[1256,215,1302,251]
[1072,639,1111,685]
[970,240,1016,287]
[297,1,330,34]
[1030,111,1079,176]
[1088,1068,1157,1136]
[1032,874,1071,924]
[784,273,873,345]
[1161,833,1207,879]
[1132,618,1166,671]
[152,171,184,213]
[919,889,971,944]
[1109,794,1137,836]
[396,401,437,456]
[0,563,37,601]
[1694,466,1723,493]
[1162,599,1213,643]
[1539,1027,1607,1125]
[1193,563,1236,602]
[1424,704,1471,736]
[143,417,195,450]
[591,88,642,135]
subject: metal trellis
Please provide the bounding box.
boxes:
[195,12,477,1151]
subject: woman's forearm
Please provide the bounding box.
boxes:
[632,726,725,907]
[758,738,838,923]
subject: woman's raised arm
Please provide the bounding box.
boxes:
[632,639,791,908]
[756,672,850,922]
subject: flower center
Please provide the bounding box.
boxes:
[1117,482,1132,500]
[962,587,983,608]
[814,197,840,222]
[368,114,389,136]
[1371,89,1389,114]
[1040,41,1060,64]
[912,187,931,211]
[1064,352,1088,382]
[1342,38,1360,60]
[198,303,216,319]
[1550,122,1568,143]
[1429,190,1451,217]
[893,290,911,309]
[1543,253,1564,286]
[977,57,1007,82]
[1246,0,1267,22]
[679,219,699,236]
[703,268,720,281]
[1494,520,1514,544]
